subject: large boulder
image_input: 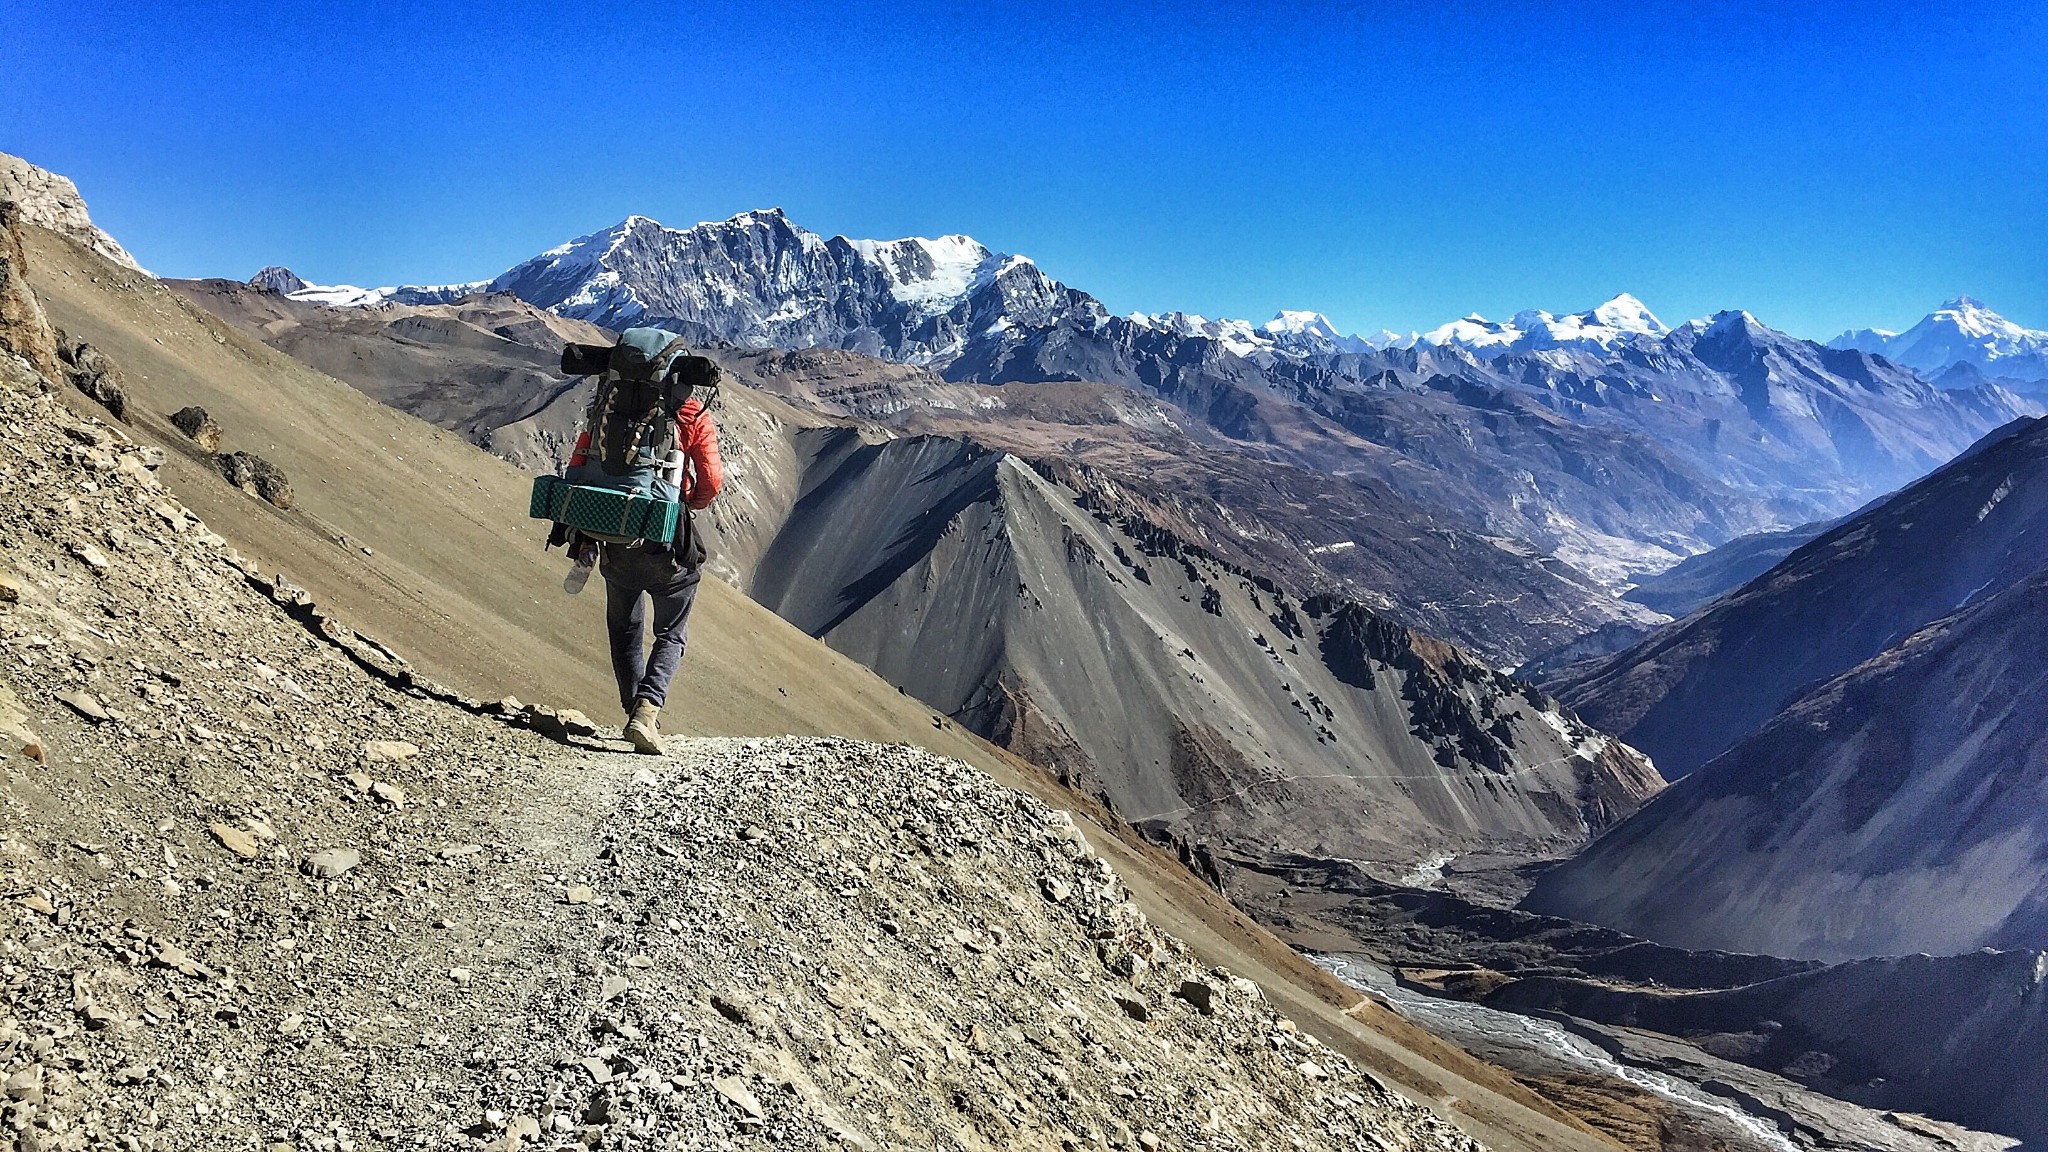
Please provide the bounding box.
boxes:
[0,200,61,380]
[219,450,294,509]
[170,404,224,452]
[56,335,126,419]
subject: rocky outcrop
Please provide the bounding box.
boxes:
[0,199,61,379]
[0,151,143,270]
[55,334,127,418]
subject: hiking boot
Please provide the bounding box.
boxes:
[623,699,663,756]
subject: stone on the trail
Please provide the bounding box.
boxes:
[4,1064,42,1102]
[56,690,110,722]
[304,847,362,879]
[711,1075,764,1119]
[1041,875,1072,902]
[578,1056,613,1084]
[564,885,596,905]
[363,739,419,763]
[523,704,598,740]
[1115,994,1150,1023]
[208,822,262,860]
[1173,979,1220,1015]
[711,989,773,1032]
[169,405,222,452]
[150,942,213,980]
[69,542,110,573]
[600,975,631,1002]
[0,571,19,602]
[344,771,373,793]
[449,968,473,985]
[437,844,484,861]
[370,781,407,806]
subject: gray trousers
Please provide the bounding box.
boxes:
[600,544,702,711]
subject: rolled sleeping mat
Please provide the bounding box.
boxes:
[529,474,679,544]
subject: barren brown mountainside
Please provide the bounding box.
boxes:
[9,205,1628,1152]
[170,275,1667,880]
[0,371,1508,1151]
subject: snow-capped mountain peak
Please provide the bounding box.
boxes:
[845,234,1006,315]
[1418,293,1668,356]
[1828,297,2048,381]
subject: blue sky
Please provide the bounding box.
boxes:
[3,0,2042,340]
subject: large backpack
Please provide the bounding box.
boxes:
[561,327,720,502]
[539,328,721,552]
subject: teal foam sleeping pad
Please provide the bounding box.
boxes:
[530,474,680,544]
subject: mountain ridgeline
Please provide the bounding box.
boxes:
[258,207,2041,588]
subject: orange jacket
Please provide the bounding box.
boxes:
[567,397,723,510]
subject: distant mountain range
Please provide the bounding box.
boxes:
[251,210,2043,593]
[1832,296,2048,384]
[264,211,2047,384]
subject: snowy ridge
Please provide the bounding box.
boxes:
[275,277,490,309]
[1831,297,2048,380]
[844,234,1013,314]
[1423,293,1669,356]
[1127,294,1667,362]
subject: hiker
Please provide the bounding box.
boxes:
[552,332,724,755]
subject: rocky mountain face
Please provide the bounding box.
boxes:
[729,428,1664,865]
[0,200,63,379]
[1545,415,2048,779]
[1528,556,2048,961]
[1833,297,2048,384]
[0,151,143,271]
[269,209,2039,585]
